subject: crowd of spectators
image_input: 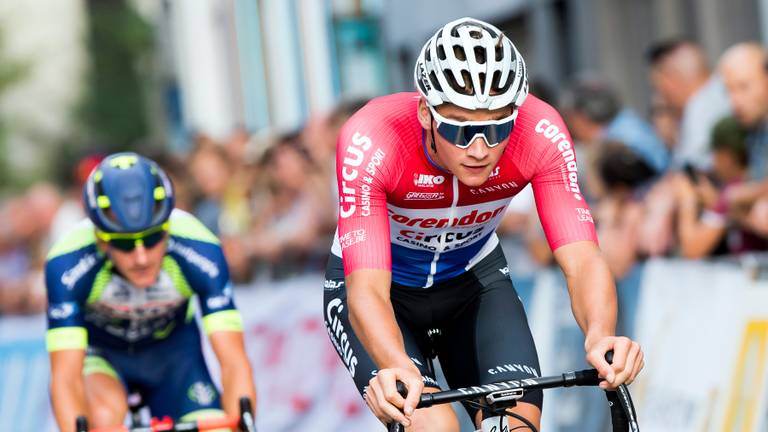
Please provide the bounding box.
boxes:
[3,39,768,329]
[515,41,768,268]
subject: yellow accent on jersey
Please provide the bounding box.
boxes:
[46,327,88,352]
[203,310,243,335]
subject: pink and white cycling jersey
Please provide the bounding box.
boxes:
[331,92,597,287]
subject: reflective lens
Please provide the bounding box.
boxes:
[96,223,169,252]
[429,105,517,149]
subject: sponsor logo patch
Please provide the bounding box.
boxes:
[339,229,366,249]
[405,191,445,201]
[413,173,445,187]
[187,382,217,405]
[535,118,583,201]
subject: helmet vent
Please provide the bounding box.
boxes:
[429,71,443,92]
[437,44,446,60]
[474,46,486,64]
[453,45,466,61]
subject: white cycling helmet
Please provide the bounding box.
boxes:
[415,17,528,111]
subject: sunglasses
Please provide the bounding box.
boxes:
[96,222,169,252]
[428,104,518,149]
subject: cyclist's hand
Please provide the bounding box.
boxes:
[585,336,644,389]
[364,367,424,427]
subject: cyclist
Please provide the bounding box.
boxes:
[45,152,257,432]
[323,17,644,430]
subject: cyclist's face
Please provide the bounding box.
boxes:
[98,237,167,289]
[420,99,513,187]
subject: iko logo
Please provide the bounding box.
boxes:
[499,266,510,276]
[535,118,582,201]
[413,173,445,187]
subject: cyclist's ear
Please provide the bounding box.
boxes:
[417,98,433,130]
[95,237,109,253]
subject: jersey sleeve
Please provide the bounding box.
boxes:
[44,224,100,352]
[335,107,399,275]
[526,105,598,251]
[167,211,242,335]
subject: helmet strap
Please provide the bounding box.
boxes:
[429,112,438,154]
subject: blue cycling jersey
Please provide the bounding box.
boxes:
[45,209,241,351]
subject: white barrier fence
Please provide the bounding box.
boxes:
[631,259,768,432]
[1,261,767,431]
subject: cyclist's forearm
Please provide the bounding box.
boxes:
[347,283,414,371]
[559,245,617,344]
[220,360,257,418]
[50,375,87,432]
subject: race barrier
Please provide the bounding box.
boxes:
[1,260,766,431]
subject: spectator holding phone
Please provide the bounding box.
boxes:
[674,117,768,258]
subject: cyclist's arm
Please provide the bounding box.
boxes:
[208,329,257,418]
[49,348,87,432]
[334,111,420,423]
[346,269,415,372]
[335,108,403,368]
[45,245,93,432]
[528,105,640,385]
[175,216,259,417]
[553,241,616,350]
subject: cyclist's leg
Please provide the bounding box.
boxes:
[437,246,542,430]
[83,353,128,427]
[323,255,459,431]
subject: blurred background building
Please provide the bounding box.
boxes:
[0,0,765,186]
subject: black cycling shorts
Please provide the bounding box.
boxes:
[323,245,542,417]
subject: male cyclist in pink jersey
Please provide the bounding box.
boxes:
[324,17,644,431]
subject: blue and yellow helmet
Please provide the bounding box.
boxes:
[83,152,175,233]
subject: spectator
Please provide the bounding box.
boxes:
[674,117,768,257]
[562,77,669,174]
[649,94,680,151]
[49,153,104,244]
[241,132,326,279]
[594,142,657,278]
[146,150,194,212]
[647,39,731,169]
[0,184,61,315]
[188,139,232,234]
[718,42,768,235]
[719,42,768,180]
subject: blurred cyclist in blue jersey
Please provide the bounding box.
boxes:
[45,152,256,432]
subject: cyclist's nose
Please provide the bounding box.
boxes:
[466,136,489,159]
[132,244,148,265]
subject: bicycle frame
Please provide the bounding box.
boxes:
[387,368,639,432]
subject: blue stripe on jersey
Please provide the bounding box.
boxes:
[391,232,494,287]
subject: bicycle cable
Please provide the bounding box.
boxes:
[461,399,538,432]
